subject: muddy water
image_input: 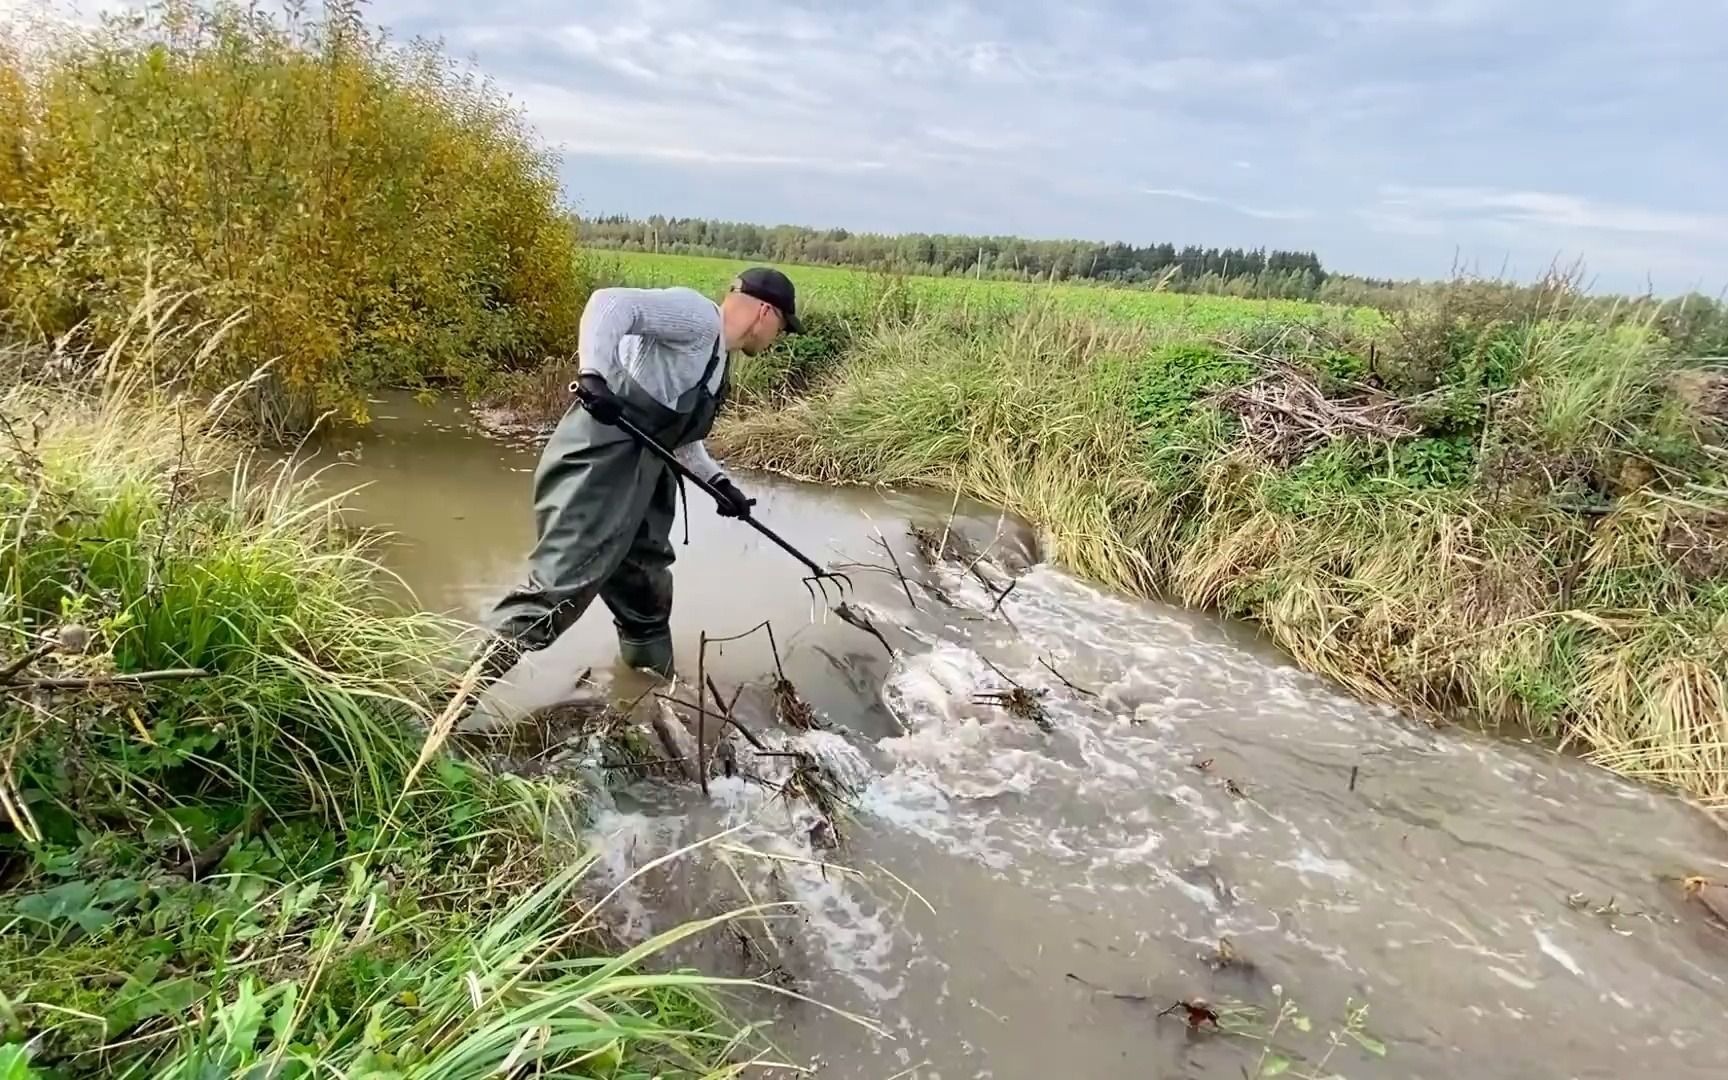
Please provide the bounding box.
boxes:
[319,395,1728,1079]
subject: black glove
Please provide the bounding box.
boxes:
[712,477,755,519]
[572,373,623,425]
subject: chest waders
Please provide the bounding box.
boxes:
[484,340,728,678]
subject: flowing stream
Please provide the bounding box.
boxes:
[314,394,1728,1079]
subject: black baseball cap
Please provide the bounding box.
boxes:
[731,267,802,333]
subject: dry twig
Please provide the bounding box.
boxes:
[5,668,212,692]
[1037,656,1096,698]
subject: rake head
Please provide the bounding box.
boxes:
[801,568,855,605]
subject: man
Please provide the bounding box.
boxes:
[476,266,800,685]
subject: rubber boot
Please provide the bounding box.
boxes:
[618,633,674,679]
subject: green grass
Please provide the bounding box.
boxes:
[712,291,1728,803]
[480,250,1382,433]
[608,251,1385,336]
[0,346,766,1076]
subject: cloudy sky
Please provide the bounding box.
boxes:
[14,1,1728,291]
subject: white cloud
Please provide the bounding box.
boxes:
[507,82,890,174]
[1140,187,1313,222]
[1140,187,1219,205]
[1351,0,1496,28]
[1372,186,1728,239]
[923,126,1031,153]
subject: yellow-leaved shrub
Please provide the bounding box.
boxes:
[0,0,585,431]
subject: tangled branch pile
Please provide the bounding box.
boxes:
[1213,358,1417,463]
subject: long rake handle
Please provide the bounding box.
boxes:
[584,398,833,581]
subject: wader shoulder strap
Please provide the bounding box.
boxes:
[698,334,723,393]
[675,336,725,547]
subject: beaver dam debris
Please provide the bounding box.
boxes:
[778,749,853,850]
[774,674,822,731]
[972,685,1054,734]
[974,655,1055,733]
[652,697,705,784]
[1212,355,1417,464]
[908,520,1004,592]
[1038,656,1097,698]
[1159,999,1223,1030]
[833,601,896,659]
[1211,936,1239,970]
[460,672,684,783]
[909,523,947,565]
[474,701,674,785]
[544,619,864,851]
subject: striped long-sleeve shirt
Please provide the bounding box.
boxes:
[576,286,729,482]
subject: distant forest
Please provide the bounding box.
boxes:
[581,214,1361,302]
[580,215,1728,351]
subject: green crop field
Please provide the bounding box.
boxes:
[602,250,1384,334]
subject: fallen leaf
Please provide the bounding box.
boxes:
[1160,999,1221,1030]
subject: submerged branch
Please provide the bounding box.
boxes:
[1038,657,1098,699]
[873,535,920,610]
[705,675,770,751]
[833,603,895,660]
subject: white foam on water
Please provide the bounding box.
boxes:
[1536,929,1588,979]
[797,729,879,792]
[1157,867,1223,912]
[560,530,1728,1079]
[581,809,687,940]
[1277,846,1358,883]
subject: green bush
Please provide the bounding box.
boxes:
[1116,343,1255,429]
[0,0,585,432]
[728,307,856,402]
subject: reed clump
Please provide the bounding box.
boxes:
[0,330,755,1076]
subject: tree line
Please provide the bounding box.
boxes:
[581,215,1331,300]
[580,214,1728,353]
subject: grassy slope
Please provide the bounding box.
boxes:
[0,358,753,1076]
[678,261,1728,803]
